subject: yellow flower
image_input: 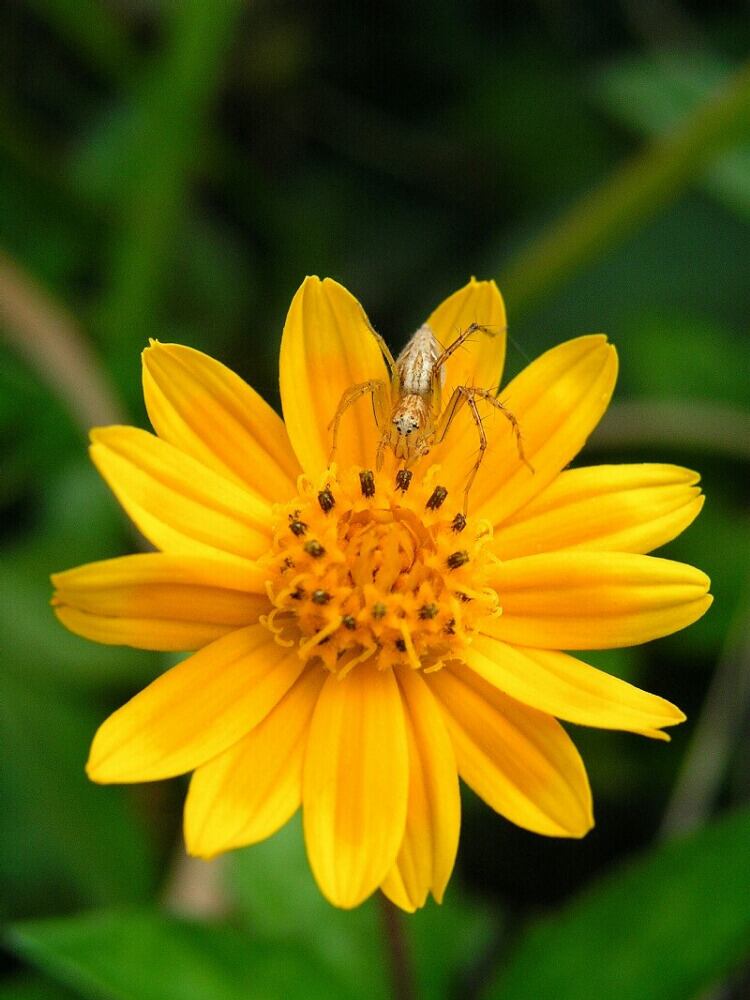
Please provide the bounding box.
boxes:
[52,277,711,911]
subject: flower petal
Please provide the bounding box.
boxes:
[303,667,409,909]
[429,664,593,838]
[484,550,712,649]
[279,276,390,475]
[426,278,507,397]
[87,625,304,783]
[52,553,268,651]
[185,668,325,858]
[465,635,685,738]
[493,464,704,559]
[143,341,300,502]
[90,426,272,562]
[54,606,232,652]
[445,335,617,524]
[380,668,461,911]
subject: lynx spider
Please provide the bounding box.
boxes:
[328,317,531,512]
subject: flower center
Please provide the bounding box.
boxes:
[260,465,501,676]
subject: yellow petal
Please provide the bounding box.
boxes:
[54,606,233,652]
[87,625,304,783]
[493,464,704,558]
[90,426,272,563]
[465,635,685,738]
[429,664,593,838]
[52,553,268,651]
[484,550,712,649]
[445,335,617,524]
[426,278,507,397]
[303,667,409,909]
[143,341,300,502]
[279,276,390,475]
[380,668,460,911]
[185,668,325,858]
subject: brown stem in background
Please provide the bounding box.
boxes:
[0,250,125,431]
[379,894,417,1000]
[660,585,750,839]
[590,399,750,463]
[162,847,230,919]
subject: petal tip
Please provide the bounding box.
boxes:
[183,825,219,861]
[573,815,595,839]
[85,753,109,785]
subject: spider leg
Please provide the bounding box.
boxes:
[434,385,532,513]
[434,322,500,374]
[328,379,390,464]
[469,387,533,474]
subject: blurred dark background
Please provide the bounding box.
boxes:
[1,2,749,998]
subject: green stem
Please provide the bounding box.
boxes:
[500,58,750,316]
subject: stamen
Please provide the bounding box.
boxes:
[338,641,377,679]
[317,488,335,513]
[359,470,375,497]
[265,466,500,678]
[398,623,421,670]
[395,469,413,492]
[298,616,342,658]
[426,485,448,510]
[259,609,295,647]
[447,550,469,570]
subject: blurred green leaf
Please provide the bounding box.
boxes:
[8,910,345,1000]
[90,0,245,404]
[0,155,93,289]
[499,58,750,315]
[227,812,497,999]
[408,890,497,1000]
[620,312,748,408]
[0,975,78,1000]
[485,806,750,1000]
[0,671,155,915]
[596,53,750,218]
[24,0,135,82]
[227,815,389,1000]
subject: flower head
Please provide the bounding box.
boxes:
[52,277,711,911]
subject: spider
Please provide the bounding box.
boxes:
[328,319,531,512]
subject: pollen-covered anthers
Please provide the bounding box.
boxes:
[261,466,501,676]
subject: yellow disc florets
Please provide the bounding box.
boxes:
[259,465,501,676]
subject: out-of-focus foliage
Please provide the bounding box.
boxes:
[486,805,750,1000]
[1,1,749,997]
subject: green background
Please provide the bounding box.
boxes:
[1,2,749,997]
